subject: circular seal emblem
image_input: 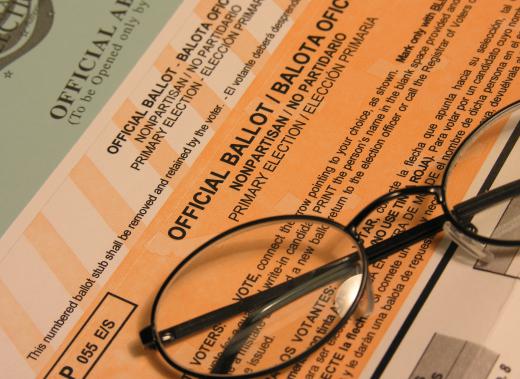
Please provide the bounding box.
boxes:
[0,0,54,70]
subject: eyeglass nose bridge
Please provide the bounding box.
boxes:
[345,185,443,239]
[338,185,444,320]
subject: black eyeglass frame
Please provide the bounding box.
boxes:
[141,100,520,378]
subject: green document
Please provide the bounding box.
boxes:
[0,0,181,234]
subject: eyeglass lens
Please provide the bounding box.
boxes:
[153,217,366,377]
[444,103,520,243]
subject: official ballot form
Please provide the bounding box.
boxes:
[0,0,519,378]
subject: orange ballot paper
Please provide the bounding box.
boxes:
[1,1,519,378]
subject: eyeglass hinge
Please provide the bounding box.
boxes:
[139,325,158,350]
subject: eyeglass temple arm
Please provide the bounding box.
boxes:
[451,178,520,217]
[141,179,520,348]
[211,262,358,374]
[140,256,353,348]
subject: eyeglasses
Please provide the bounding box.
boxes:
[140,101,520,378]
